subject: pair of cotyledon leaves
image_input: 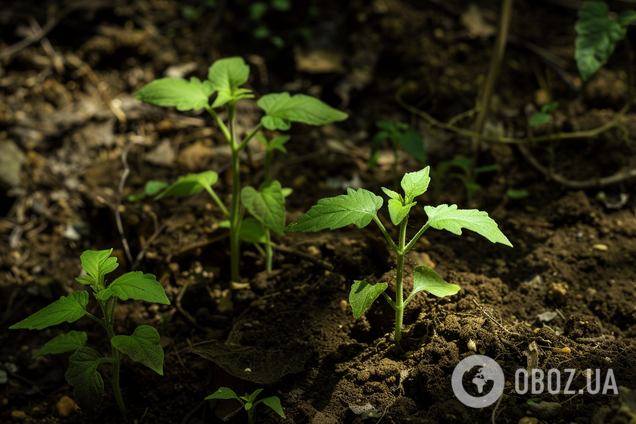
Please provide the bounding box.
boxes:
[285,167,512,319]
[10,249,169,414]
[133,57,347,131]
[575,1,636,81]
[206,387,286,419]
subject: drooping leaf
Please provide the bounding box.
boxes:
[208,57,253,107]
[424,204,512,246]
[349,280,388,319]
[111,325,164,375]
[405,266,460,305]
[285,188,383,232]
[262,396,286,418]
[155,171,218,200]
[205,386,241,401]
[239,217,267,243]
[134,77,214,111]
[10,292,89,330]
[65,347,104,416]
[401,167,431,200]
[258,92,348,131]
[77,249,118,287]
[33,331,87,358]
[241,180,285,236]
[95,272,170,304]
[397,128,426,163]
[387,199,416,226]
[575,2,636,81]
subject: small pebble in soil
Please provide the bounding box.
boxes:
[560,347,571,354]
[11,410,27,420]
[547,282,568,304]
[340,300,348,313]
[593,244,608,251]
[467,339,476,352]
[56,396,76,418]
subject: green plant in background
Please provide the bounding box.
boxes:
[134,57,347,282]
[127,180,168,203]
[182,0,217,21]
[528,101,559,128]
[9,249,170,417]
[575,1,636,81]
[432,158,497,206]
[206,387,285,424]
[369,121,426,189]
[286,166,512,343]
[245,0,292,47]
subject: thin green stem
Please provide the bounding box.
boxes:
[403,223,430,253]
[98,300,126,417]
[204,186,230,218]
[237,123,264,153]
[84,311,109,332]
[372,216,399,253]
[206,106,231,141]
[228,103,242,283]
[264,229,272,273]
[394,219,407,343]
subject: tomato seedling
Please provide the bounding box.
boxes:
[286,166,512,343]
[10,249,170,416]
[206,387,285,424]
[134,56,347,282]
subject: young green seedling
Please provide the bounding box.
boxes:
[575,1,636,81]
[286,166,512,343]
[134,56,347,282]
[206,387,285,424]
[433,158,498,206]
[369,121,426,189]
[528,102,559,128]
[9,249,169,416]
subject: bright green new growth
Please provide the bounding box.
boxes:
[369,121,426,189]
[134,56,347,282]
[10,249,169,417]
[528,102,559,128]
[286,166,512,343]
[575,1,636,81]
[205,387,286,424]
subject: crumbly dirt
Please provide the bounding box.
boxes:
[1,1,636,424]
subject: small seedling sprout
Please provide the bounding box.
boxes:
[206,387,285,424]
[286,166,512,344]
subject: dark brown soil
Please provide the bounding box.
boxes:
[2,1,636,424]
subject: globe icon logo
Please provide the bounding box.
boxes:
[451,355,505,408]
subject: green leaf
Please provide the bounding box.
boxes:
[376,121,396,130]
[134,77,214,111]
[128,180,169,203]
[205,387,241,401]
[269,135,290,153]
[507,189,530,199]
[371,130,389,155]
[405,266,460,305]
[241,180,285,236]
[258,92,348,131]
[65,347,104,416]
[349,280,388,319]
[424,204,513,247]
[33,331,87,358]
[281,187,293,198]
[528,112,552,127]
[155,171,218,200]
[396,128,426,163]
[95,272,170,304]
[239,217,267,243]
[466,182,481,195]
[575,2,634,81]
[250,2,268,20]
[285,188,382,232]
[474,164,498,174]
[387,199,416,226]
[10,292,89,330]
[111,325,164,375]
[381,187,401,200]
[208,57,253,108]
[247,389,264,403]
[401,167,431,200]
[262,396,286,418]
[78,249,118,286]
[271,0,291,12]
[75,276,94,286]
